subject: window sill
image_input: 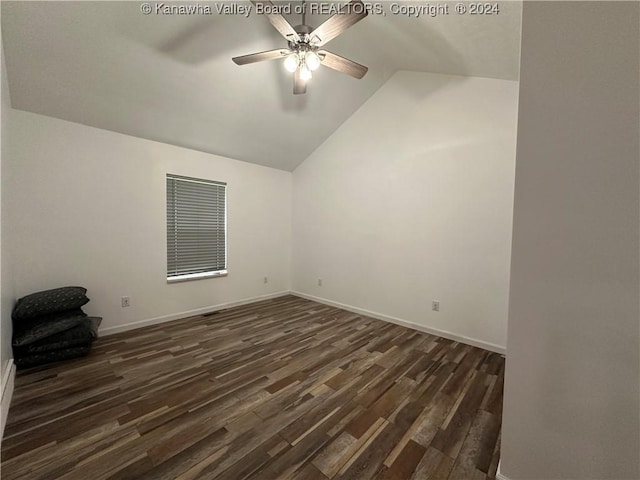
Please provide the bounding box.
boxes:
[167,270,228,283]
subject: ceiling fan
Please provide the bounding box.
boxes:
[232,0,369,94]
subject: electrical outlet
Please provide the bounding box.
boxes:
[318,279,323,287]
[263,276,268,284]
[121,296,130,308]
[432,300,440,312]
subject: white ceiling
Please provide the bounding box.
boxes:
[2,1,522,171]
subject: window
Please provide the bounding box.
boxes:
[166,174,227,282]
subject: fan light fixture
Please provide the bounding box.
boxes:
[232,0,369,94]
[300,64,312,81]
[306,51,321,71]
[284,53,299,72]
[283,51,321,76]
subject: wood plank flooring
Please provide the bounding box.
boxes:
[1,295,504,480]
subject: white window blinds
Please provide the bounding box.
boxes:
[166,174,227,281]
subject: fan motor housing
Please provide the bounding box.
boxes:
[294,24,313,35]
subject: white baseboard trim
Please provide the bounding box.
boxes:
[291,291,506,355]
[496,461,511,480]
[1,359,16,442]
[100,290,506,355]
[100,291,291,336]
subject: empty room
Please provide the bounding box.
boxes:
[0,1,638,479]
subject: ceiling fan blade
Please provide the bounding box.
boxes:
[293,68,307,95]
[232,49,289,65]
[309,0,368,47]
[251,1,300,43]
[318,50,368,79]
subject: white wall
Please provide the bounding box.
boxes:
[5,110,292,333]
[292,71,519,351]
[501,2,639,479]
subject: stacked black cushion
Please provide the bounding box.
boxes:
[12,287,102,369]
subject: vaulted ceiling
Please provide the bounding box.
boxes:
[2,1,521,171]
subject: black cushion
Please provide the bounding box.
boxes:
[15,317,102,354]
[12,309,88,347]
[14,346,92,370]
[13,286,89,321]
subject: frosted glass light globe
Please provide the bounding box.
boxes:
[300,65,312,81]
[284,54,299,73]
[306,51,321,71]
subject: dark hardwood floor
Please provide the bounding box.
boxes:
[1,295,504,480]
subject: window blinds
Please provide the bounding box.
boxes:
[166,174,227,280]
